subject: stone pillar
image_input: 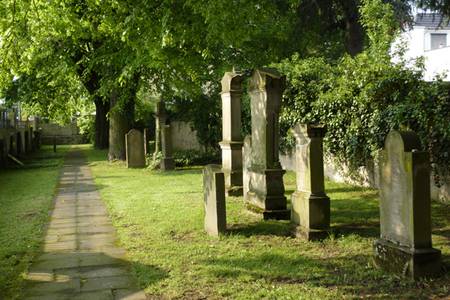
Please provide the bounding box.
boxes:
[203,164,226,236]
[242,135,252,203]
[374,130,441,279]
[291,124,330,241]
[153,101,167,159]
[219,72,244,196]
[160,125,175,171]
[125,129,145,168]
[246,69,289,220]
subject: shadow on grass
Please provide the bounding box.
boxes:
[201,252,450,298]
[227,221,293,237]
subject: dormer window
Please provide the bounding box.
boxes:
[430,33,447,49]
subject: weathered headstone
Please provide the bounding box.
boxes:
[160,125,175,171]
[203,164,226,236]
[246,69,289,220]
[374,130,441,279]
[291,124,330,241]
[242,135,252,203]
[219,72,244,196]
[125,129,145,168]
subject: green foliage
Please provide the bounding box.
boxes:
[170,91,222,151]
[173,150,220,167]
[277,0,450,181]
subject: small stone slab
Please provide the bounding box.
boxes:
[203,164,226,236]
[125,129,145,168]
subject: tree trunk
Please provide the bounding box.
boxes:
[108,92,135,161]
[341,0,364,56]
[94,96,109,149]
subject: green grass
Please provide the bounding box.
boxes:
[0,146,70,299]
[83,146,450,299]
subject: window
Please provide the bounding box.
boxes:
[430,33,447,49]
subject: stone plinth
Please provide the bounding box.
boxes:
[203,164,226,236]
[125,129,145,168]
[246,69,288,220]
[374,130,441,279]
[160,125,174,171]
[220,72,244,196]
[291,124,330,241]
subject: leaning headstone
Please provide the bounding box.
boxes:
[219,72,244,196]
[291,124,330,241]
[242,135,252,203]
[160,125,175,171]
[246,69,289,220]
[374,130,441,279]
[125,129,145,168]
[203,164,226,236]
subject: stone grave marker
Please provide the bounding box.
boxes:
[160,125,175,171]
[125,129,145,168]
[246,68,289,220]
[219,71,244,196]
[291,124,330,241]
[203,164,226,236]
[374,130,441,278]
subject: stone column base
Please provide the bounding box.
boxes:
[291,191,330,237]
[223,169,243,196]
[160,157,175,171]
[293,226,329,241]
[246,192,290,220]
[373,239,441,279]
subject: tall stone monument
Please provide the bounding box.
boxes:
[219,72,244,196]
[374,130,441,279]
[160,125,175,171]
[246,69,289,220]
[291,124,330,241]
[125,129,145,168]
[203,164,226,236]
[242,135,252,203]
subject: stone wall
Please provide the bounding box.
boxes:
[279,151,450,203]
[40,122,84,145]
[170,121,203,151]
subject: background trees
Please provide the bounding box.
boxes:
[0,0,449,168]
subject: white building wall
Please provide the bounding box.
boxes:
[395,26,450,81]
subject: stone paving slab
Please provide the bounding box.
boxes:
[24,151,147,300]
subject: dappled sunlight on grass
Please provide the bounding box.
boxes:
[84,148,450,299]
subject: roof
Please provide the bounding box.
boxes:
[415,13,450,29]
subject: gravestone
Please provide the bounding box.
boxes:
[219,72,244,196]
[291,124,330,241]
[125,129,145,168]
[246,69,289,220]
[203,164,226,236]
[243,135,252,202]
[160,125,175,170]
[374,130,441,279]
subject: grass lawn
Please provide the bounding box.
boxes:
[0,145,72,299]
[83,146,449,299]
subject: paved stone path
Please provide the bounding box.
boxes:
[24,151,147,300]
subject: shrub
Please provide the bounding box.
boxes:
[173,149,220,167]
